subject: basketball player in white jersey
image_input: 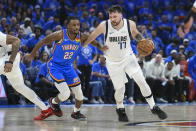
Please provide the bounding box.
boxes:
[84,5,167,122]
[0,31,54,120]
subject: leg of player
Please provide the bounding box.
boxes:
[49,81,71,117]
[70,84,87,120]
[131,69,167,120]
[114,86,129,122]
[5,63,53,120]
[106,64,129,122]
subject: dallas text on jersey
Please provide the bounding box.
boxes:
[109,36,127,42]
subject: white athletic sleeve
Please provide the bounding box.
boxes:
[0,31,7,46]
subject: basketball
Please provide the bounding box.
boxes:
[137,39,154,56]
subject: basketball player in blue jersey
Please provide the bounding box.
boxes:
[188,54,196,92]
[25,16,105,120]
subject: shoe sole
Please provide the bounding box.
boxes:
[152,112,167,120]
[34,113,53,121]
[71,117,87,121]
[116,110,129,122]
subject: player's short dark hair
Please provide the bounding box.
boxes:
[67,16,80,25]
[108,5,123,13]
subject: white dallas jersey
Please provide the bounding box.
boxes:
[104,18,133,62]
[0,31,12,58]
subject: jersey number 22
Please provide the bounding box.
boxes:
[64,52,73,59]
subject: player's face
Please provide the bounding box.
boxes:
[68,19,80,34]
[109,11,122,26]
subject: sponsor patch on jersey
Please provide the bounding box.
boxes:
[73,77,79,83]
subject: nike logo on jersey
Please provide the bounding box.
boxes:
[109,32,114,34]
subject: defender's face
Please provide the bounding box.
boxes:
[109,12,122,26]
[68,19,80,34]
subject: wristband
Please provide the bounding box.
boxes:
[7,61,13,64]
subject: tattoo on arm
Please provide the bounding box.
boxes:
[135,33,144,42]
[6,35,20,62]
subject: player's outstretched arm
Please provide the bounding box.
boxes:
[6,35,21,63]
[178,2,196,38]
[83,21,106,47]
[81,33,107,51]
[29,30,63,59]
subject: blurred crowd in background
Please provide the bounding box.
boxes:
[0,0,196,105]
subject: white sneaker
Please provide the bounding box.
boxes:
[128,97,135,104]
[98,98,104,104]
[83,96,88,101]
[159,98,168,103]
[90,99,99,104]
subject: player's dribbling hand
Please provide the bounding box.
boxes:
[4,62,13,73]
[101,45,108,52]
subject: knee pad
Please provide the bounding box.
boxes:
[71,84,83,101]
[114,87,125,102]
[55,82,70,101]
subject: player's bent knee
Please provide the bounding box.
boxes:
[58,88,71,101]
[58,89,70,101]
[55,82,71,101]
[71,85,83,101]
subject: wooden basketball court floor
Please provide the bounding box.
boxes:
[0,103,196,131]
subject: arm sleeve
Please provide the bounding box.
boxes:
[0,32,7,46]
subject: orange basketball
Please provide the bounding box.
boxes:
[137,39,154,56]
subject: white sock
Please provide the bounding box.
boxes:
[34,97,48,110]
[52,98,58,104]
[13,85,48,110]
[145,96,155,109]
[74,107,80,112]
[116,102,124,109]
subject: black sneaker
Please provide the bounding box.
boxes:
[116,108,129,122]
[151,105,167,120]
[49,98,63,117]
[71,111,87,121]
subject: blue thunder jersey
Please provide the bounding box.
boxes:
[47,29,82,85]
[49,29,81,66]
